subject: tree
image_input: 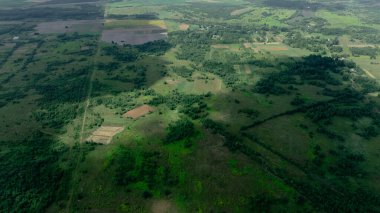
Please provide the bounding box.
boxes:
[164,119,195,144]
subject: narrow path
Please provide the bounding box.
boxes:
[66,38,101,213]
[65,43,101,213]
[66,15,104,213]
[79,56,97,142]
[362,68,376,79]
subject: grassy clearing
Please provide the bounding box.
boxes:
[316,10,362,28]
[240,7,295,27]
[244,43,311,57]
[230,7,254,16]
[352,56,380,80]
[176,72,224,95]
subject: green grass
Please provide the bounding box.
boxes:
[351,56,380,80]
[1,0,380,212]
[239,7,295,27]
[316,10,363,28]
[251,43,312,57]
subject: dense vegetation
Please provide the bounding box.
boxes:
[0,132,69,212]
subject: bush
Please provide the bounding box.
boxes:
[165,119,195,144]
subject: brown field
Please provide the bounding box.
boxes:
[266,46,289,51]
[165,78,179,85]
[179,23,189,31]
[231,7,253,16]
[244,42,281,48]
[243,43,251,48]
[348,44,376,48]
[192,0,220,2]
[244,43,289,52]
[212,44,231,49]
[86,126,124,144]
[244,64,252,74]
[151,200,177,213]
[35,20,102,34]
[123,104,154,119]
[362,68,376,79]
[26,0,50,2]
[101,26,167,45]
[368,92,379,97]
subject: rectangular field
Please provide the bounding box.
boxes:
[123,104,154,119]
[86,126,124,144]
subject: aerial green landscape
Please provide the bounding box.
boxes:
[0,0,380,212]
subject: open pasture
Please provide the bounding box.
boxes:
[244,42,311,56]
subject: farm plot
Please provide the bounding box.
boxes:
[230,7,253,16]
[101,26,167,45]
[86,126,124,144]
[236,64,252,74]
[123,104,154,119]
[179,23,189,30]
[35,19,103,34]
[176,72,224,94]
[211,44,231,49]
[104,19,166,29]
[244,42,310,56]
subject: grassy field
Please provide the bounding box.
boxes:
[1,0,380,212]
[316,10,362,28]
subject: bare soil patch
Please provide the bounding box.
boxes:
[244,64,252,74]
[179,24,190,31]
[86,126,124,144]
[165,79,179,85]
[267,46,289,51]
[246,43,288,52]
[36,19,102,34]
[151,200,177,213]
[362,68,376,79]
[243,43,251,49]
[179,23,189,31]
[212,44,230,49]
[348,44,376,48]
[123,105,154,119]
[101,26,167,45]
[200,0,220,2]
[231,7,253,16]
[26,0,50,2]
[368,92,379,97]
[80,46,90,51]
